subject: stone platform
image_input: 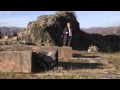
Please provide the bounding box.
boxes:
[0,45,73,59]
[0,45,72,73]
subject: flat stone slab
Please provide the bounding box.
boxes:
[0,51,32,73]
[30,46,72,58]
[0,45,32,51]
[70,57,109,64]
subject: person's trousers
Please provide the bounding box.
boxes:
[63,36,72,46]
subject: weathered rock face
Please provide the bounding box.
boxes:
[106,46,113,53]
[18,11,80,49]
[32,50,58,71]
[44,51,57,63]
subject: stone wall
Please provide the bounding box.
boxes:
[0,45,73,59]
[0,50,59,73]
[30,46,72,59]
[0,45,32,51]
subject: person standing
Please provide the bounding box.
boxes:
[63,22,73,46]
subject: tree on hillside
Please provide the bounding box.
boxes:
[12,30,17,36]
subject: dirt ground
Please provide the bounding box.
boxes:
[0,50,120,79]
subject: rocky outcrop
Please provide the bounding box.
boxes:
[18,11,80,49]
[17,11,120,52]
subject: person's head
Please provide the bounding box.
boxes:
[67,22,71,28]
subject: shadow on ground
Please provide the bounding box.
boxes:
[59,62,103,70]
[33,54,102,73]
[73,53,100,58]
[32,62,103,73]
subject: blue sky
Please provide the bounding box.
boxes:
[0,11,120,28]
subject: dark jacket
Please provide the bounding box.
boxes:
[63,27,73,37]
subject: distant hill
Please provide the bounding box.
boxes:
[81,26,120,36]
[0,27,22,35]
[1,26,120,36]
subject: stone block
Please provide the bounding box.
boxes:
[59,46,72,59]
[0,51,32,73]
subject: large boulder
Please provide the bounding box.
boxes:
[88,45,99,53]
[18,11,81,49]
[44,51,58,63]
[32,50,58,70]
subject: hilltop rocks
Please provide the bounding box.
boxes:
[18,11,80,49]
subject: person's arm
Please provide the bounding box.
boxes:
[63,27,67,35]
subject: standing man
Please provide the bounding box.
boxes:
[63,22,73,46]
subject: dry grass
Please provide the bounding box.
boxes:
[0,72,36,79]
